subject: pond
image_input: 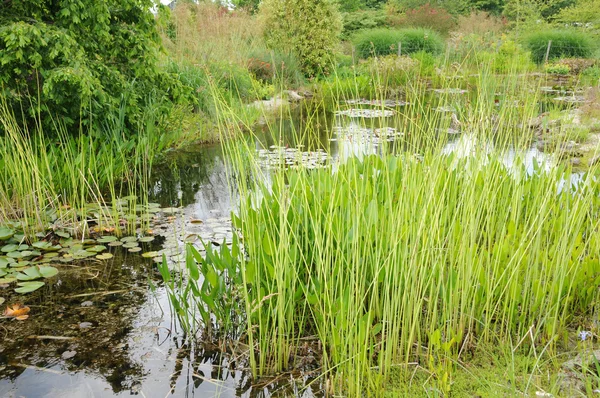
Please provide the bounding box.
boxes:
[0,83,589,397]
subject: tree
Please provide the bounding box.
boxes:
[0,0,184,133]
[260,0,342,78]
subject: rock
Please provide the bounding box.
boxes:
[562,350,600,371]
[61,350,77,360]
[283,90,304,102]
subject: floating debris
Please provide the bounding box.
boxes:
[431,88,468,95]
[332,125,404,146]
[257,146,329,170]
[344,99,409,107]
[553,96,587,104]
[335,109,395,118]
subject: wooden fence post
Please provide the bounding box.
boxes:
[544,40,552,64]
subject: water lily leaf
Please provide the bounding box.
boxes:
[32,241,52,249]
[141,251,159,258]
[1,244,18,253]
[122,242,139,248]
[38,266,58,278]
[108,241,123,247]
[96,253,114,260]
[0,277,17,284]
[72,250,94,259]
[88,245,107,253]
[0,227,15,240]
[7,251,23,259]
[15,281,45,293]
[44,252,59,259]
[96,236,118,243]
[45,245,62,252]
[120,236,137,243]
[0,258,10,268]
[0,269,6,277]
[55,231,70,239]
[138,236,154,243]
[16,267,42,280]
[128,247,142,253]
[0,297,4,306]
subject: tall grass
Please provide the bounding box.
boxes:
[0,100,159,236]
[165,62,600,396]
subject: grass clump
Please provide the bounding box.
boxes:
[524,30,595,64]
[353,28,444,59]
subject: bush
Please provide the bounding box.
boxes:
[524,30,595,64]
[260,0,343,77]
[388,3,456,35]
[545,63,570,75]
[341,9,389,39]
[352,28,444,59]
[0,0,175,134]
[492,39,535,73]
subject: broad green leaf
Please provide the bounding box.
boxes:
[15,281,45,293]
[39,266,58,278]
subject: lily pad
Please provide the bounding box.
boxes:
[128,247,142,253]
[96,236,118,243]
[32,241,52,250]
[0,277,17,284]
[39,266,58,278]
[55,231,70,239]
[96,253,114,260]
[141,251,159,258]
[7,251,23,259]
[0,258,9,268]
[88,245,107,253]
[15,281,45,293]
[138,236,154,243]
[1,244,18,253]
[120,236,137,243]
[108,241,123,247]
[122,242,139,249]
[0,227,15,240]
[16,267,42,281]
[0,297,4,305]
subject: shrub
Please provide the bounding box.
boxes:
[259,0,343,77]
[352,28,444,59]
[0,0,175,134]
[492,39,535,73]
[388,3,456,35]
[341,9,389,39]
[524,30,595,64]
[545,63,571,75]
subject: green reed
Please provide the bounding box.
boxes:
[166,58,600,396]
[0,100,156,236]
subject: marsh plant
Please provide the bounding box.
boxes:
[162,65,600,396]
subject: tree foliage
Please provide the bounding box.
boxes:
[260,0,343,78]
[0,0,186,133]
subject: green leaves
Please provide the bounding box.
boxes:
[15,281,45,293]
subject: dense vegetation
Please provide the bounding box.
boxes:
[2,0,600,396]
